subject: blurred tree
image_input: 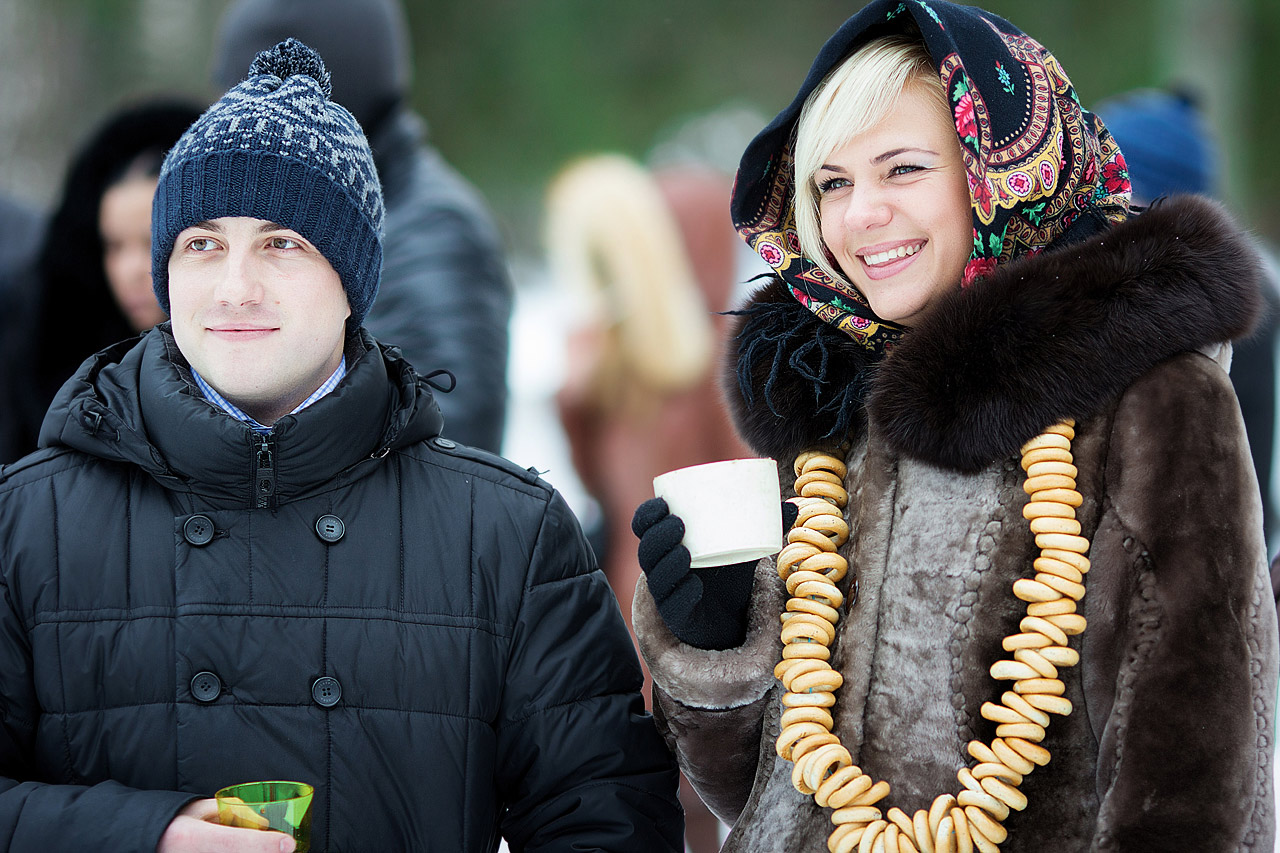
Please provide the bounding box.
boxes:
[2,0,1277,249]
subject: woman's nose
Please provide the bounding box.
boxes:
[843,186,892,230]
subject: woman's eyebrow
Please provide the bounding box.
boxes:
[872,147,939,164]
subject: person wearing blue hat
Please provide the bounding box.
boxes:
[211,0,514,456]
[1098,88,1280,573]
[0,39,681,852]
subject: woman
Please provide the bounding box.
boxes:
[631,2,1277,851]
[548,155,750,853]
[6,100,200,460]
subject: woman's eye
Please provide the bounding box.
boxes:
[270,236,300,250]
[888,164,925,177]
[817,176,850,194]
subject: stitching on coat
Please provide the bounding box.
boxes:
[860,454,900,762]
[462,471,476,849]
[49,478,78,784]
[1093,541,1159,851]
[51,701,496,719]
[323,492,333,849]
[396,456,405,612]
[504,778,673,844]
[29,608,513,635]
[0,455,95,497]
[503,691,638,726]
[1243,566,1272,851]
[246,510,254,605]
[124,472,132,611]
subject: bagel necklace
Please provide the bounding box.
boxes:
[774,420,1087,853]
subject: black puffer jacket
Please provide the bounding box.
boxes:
[366,111,514,455]
[0,327,681,852]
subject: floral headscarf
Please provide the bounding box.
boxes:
[731,0,1131,352]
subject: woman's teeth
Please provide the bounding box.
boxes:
[862,242,923,267]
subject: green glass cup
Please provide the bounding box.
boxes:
[215,780,314,852]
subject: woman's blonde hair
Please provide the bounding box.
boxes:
[544,155,713,407]
[794,36,950,287]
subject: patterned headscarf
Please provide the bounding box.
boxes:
[731,0,1131,352]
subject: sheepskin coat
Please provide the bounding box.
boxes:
[634,196,1278,852]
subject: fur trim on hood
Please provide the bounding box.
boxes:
[725,194,1264,471]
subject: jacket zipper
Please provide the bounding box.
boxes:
[253,434,276,508]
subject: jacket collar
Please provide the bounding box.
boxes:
[725,195,1264,472]
[40,325,444,504]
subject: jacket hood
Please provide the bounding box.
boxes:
[731,0,1131,354]
[211,0,411,133]
[726,194,1265,472]
[37,325,443,504]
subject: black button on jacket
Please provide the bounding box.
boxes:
[0,327,681,852]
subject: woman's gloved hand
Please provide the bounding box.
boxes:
[631,497,799,650]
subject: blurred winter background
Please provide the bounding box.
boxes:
[3,1,1279,848]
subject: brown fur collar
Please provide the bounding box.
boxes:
[724,195,1265,471]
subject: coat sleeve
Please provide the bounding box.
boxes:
[1085,352,1277,851]
[363,149,513,455]
[496,490,683,852]
[633,557,786,825]
[0,569,195,852]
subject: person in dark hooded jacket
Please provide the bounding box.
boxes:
[0,100,202,465]
[211,0,513,455]
[0,39,681,853]
[631,2,1276,851]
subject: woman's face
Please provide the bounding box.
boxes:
[815,80,972,327]
[100,174,167,331]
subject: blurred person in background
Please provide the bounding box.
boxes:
[1,99,200,464]
[1096,88,1280,572]
[0,193,43,465]
[212,0,513,454]
[546,154,750,853]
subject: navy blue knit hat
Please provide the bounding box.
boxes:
[152,38,384,326]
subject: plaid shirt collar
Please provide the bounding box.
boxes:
[191,357,347,435]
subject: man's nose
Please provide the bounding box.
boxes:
[214,249,264,306]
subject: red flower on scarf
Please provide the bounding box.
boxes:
[954,92,977,140]
[962,257,998,287]
[1101,152,1130,195]
[971,174,994,219]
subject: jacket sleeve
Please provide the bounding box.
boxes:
[496,490,683,852]
[363,152,513,455]
[633,557,786,825]
[0,570,195,852]
[1086,352,1277,851]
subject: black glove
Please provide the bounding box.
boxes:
[631,498,799,650]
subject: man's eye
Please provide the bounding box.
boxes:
[270,236,300,250]
[189,238,216,252]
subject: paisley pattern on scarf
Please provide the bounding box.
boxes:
[731,0,1131,353]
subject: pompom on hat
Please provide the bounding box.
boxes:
[151,38,384,327]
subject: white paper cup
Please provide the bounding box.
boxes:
[652,458,783,568]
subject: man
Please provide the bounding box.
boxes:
[212,0,514,454]
[0,40,681,852]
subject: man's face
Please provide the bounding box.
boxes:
[168,216,350,425]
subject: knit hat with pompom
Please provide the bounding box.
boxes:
[151,38,384,326]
